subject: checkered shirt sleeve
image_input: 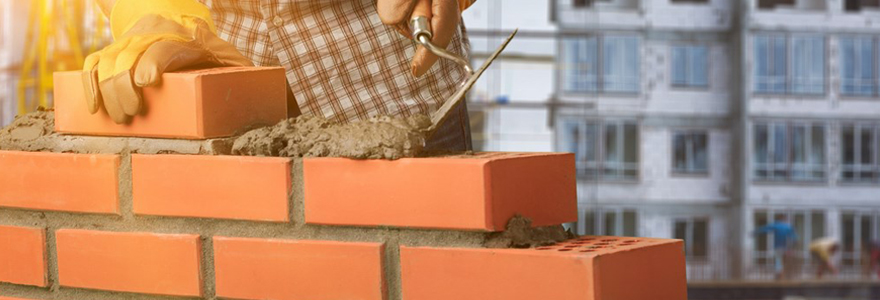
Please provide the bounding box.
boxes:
[199,0,471,125]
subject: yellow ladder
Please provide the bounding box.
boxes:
[17,0,108,115]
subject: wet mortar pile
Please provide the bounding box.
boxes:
[483,215,574,249]
[231,114,431,159]
[1,111,433,159]
[0,111,573,300]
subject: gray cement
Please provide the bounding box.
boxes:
[232,115,430,159]
[0,111,430,160]
[0,111,233,155]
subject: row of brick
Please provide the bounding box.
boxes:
[0,225,687,300]
[0,150,577,231]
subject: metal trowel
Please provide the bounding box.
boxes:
[409,16,518,140]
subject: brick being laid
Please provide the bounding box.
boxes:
[213,236,385,300]
[0,225,47,287]
[55,229,203,297]
[53,67,288,139]
[400,236,687,300]
[0,151,119,214]
[131,154,291,222]
[303,152,577,231]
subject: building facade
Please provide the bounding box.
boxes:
[551,0,880,281]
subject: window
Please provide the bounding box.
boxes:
[674,219,709,261]
[563,36,640,93]
[758,0,795,9]
[846,0,880,12]
[754,122,826,181]
[754,35,787,93]
[840,212,880,268]
[604,37,640,93]
[753,209,826,266]
[573,0,589,7]
[564,37,598,92]
[754,34,825,95]
[840,37,876,96]
[791,36,825,94]
[558,118,639,180]
[581,208,638,237]
[671,46,709,88]
[673,131,709,174]
[573,0,607,7]
[841,124,880,183]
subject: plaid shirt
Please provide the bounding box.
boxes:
[198,0,473,150]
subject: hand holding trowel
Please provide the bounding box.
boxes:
[404,0,518,141]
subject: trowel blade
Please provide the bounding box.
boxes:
[425,29,518,138]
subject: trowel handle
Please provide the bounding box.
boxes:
[409,0,434,40]
[409,2,474,76]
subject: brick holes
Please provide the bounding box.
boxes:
[529,237,644,252]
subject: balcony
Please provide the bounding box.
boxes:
[554,0,645,38]
[571,0,640,11]
[845,0,880,13]
[749,0,830,30]
[755,0,827,12]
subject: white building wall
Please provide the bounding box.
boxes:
[557,37,733,116]
[744,4,880,211]
[550,0,880,280]
[645,41,733,116]
[484,107,553,152]
[552,0,738,280]
[640,205,732,281]
[741,0,880,278]
[575,127,732,204]
[462,0,557,152]
[554,0,732,31]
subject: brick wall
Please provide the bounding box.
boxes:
[0,68,687,299]
[0,150,690,300]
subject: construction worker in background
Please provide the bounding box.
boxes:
[85,0,474,150]
[809,237,839,279]
[868,240,880,279]
[755,215,798,280]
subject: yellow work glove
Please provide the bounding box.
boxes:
[377,0,475,77]
[83,0,253,124]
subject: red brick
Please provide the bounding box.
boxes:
[400,237,687,300]
[0,297,41,300]
[55,229,202,297]
[0,225,47,287]
[0,151,119,214]
[303,152,577,230]
[53,67,287,139]
[213,236,385,300]
[132,154,291,222]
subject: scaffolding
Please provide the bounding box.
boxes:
[11,0,109,118]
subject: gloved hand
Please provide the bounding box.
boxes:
[377,0,474,78]
[83,0,253,124]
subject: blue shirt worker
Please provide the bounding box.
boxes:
[755,215,798,280]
